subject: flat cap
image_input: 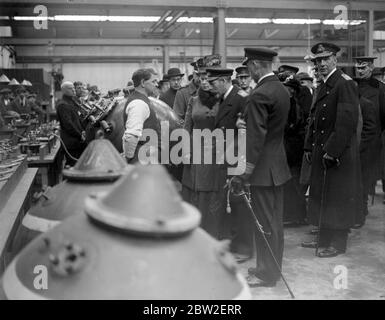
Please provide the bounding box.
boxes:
[206,68,234,82]
[311,42,340,60]
[278,65,299,74]
[242,47,278,65]
[235,66,250,76]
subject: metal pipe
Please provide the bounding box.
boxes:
[150,10,173,33]
[162,10,186,32]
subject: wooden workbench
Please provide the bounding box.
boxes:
[27,140,64,187]
[0,168,38,274]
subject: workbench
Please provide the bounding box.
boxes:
[27,140,64,187]
[0,168,39,274]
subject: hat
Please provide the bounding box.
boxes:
[0,74,10,83]
[206,68,234,82]
[278,65,299,74]
[310,42,340,60]
[166,68,184,79]
[235,66,250,77]
[159,74,170,83]
[242,47,278,65]
[197,54,222,74]
[354,56,378,68]
[296,72,314,81]
[0,88,11,94]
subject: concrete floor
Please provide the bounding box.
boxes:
[237,185,385,300]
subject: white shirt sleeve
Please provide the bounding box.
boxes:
[123,99,150,138]
[122,99,150,158]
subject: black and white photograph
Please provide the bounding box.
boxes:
[0,0,384,305]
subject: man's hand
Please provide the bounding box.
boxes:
[304,151,312,164]
[322,153,340,169]
[230,173,251,195]
[81,131,86,142]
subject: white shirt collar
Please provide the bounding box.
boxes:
[324,68,337,83]
[224,85,234,100]
[258,72,275,84]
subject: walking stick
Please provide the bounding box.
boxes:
[227,178,295,299]
[315,167,327,257]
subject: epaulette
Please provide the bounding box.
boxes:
[237,90,249,97]
[341,73,353,81]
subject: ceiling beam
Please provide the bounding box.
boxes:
[2,0,385,11]
[2,37,371,47]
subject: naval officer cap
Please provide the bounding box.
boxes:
[206,68,234,82]
[311,42,341,60]
[353,56,378,68]
[242,47,278,65]
[235,66,250,76]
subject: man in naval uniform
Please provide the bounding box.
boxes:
[302,43,361,257]
[233,48,291,287]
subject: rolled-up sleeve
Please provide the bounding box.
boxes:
[122,99,150,158]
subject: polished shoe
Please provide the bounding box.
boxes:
[317,246,344,258]
[301,240,318,248]
[246,275,276,288]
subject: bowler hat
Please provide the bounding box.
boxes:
[166,68,184,78]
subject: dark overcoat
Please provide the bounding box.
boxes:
[356,77,385,183]
[159,88,177,108]
[56,95,86,151]
[173,82,198,120]
[304,69,361,229]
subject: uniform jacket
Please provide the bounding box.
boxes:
[159,88,178,108]
[173,82,198,120]
[56,95,86,150]
[304,69,361,229]
[246,75,291,187]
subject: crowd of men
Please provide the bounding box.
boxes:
[56,42,385,288]
[0,86,45,128]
